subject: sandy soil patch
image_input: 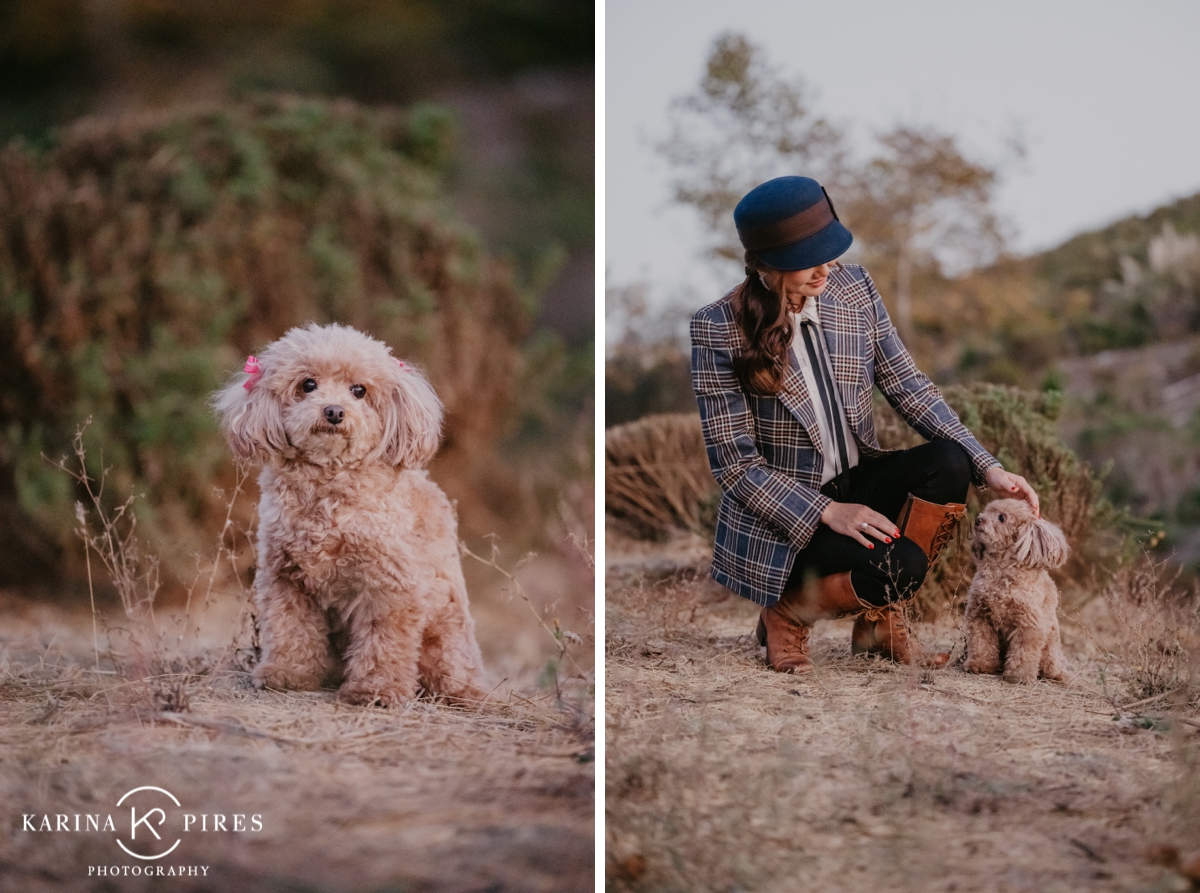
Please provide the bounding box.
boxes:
[605,533,1200,893]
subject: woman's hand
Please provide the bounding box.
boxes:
[985,466,1040,517]
[820,502,900,549]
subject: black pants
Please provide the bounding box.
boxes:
[785,441,973,607]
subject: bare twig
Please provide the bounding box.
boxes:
[155,712,288,742]
[47,421,161,625]
[917,683,990,706]
[182,462,251,653]
[1113,690,1178,712]
[566,531,596,572]
[460,537,590,709]
[1068,837,1106,863]
[44,421,253,713]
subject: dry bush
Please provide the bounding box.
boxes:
[605,413,718,538]
[0,95,535,588]
[1099,554,1200,709]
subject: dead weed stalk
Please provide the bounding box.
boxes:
[46,422,254,712]
[50,425,161,641]
[461,534,594,721]
[1101,551,1200,709]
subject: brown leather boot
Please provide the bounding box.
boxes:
[897,493,966,564]
[757,604,813,673]
[860,493,962,668]
[851,604,951,668]
[756,572,863,673]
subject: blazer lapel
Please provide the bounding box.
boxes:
[817,289,868,434]
[776,340,825,455]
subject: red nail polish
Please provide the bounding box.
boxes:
[1011,487,1018,491]
[868,543,874,550]
[893,529,900,537]
[884,537,892,543]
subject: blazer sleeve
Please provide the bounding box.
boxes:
[690,309,831,548]
[863,270,1001,487]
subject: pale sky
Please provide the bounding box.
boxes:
[605,0,1200,311]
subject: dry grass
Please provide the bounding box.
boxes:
[605,531,1200,893]
[0,566,594,893]
[0,608,593,893]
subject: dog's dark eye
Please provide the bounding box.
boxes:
[350,384,366,399]
[997,513,1006,523]
[301,378,318,393]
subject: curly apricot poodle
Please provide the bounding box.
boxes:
[214,323,487,706]
[963,498,1069,684]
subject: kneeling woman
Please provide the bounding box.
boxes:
[691,176,1040,672]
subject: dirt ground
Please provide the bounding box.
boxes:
[605,531,1200,893]
[0,557,594,893]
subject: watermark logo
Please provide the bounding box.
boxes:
[115,786,182,860]
[21,784,263,876]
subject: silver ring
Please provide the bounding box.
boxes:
[860,522,869,531]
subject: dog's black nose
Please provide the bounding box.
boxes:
[324,405,345,425]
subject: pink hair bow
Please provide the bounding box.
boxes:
[243,355,264,391]
[394,357,405,368]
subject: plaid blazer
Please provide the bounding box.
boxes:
[691,264,1000,607]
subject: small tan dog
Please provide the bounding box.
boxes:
[214,323,486,706]
[962,498,1069,684]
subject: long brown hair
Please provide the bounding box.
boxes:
[731,253,792,395]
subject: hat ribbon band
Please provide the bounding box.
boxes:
[737,188,838,254]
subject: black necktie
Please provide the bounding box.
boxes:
[800,319,851,477]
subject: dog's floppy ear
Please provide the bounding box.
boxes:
[377,359,443,468]
[211,365,289,463]
[1015,517,1069,569]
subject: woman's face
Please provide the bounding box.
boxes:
[778,263,834,309]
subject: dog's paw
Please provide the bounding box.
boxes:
[338,681,412,708]
[1001,671,1037,685]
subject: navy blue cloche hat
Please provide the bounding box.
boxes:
[733,176,853,271]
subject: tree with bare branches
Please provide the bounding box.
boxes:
[656,32,848,264]
[848,126,1005,337]
[658,31,1007,339]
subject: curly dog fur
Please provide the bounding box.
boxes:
[962,498,1070,684]
[213,323,487,706]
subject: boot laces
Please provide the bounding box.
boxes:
[929,506,966,564]
[859,605,888,623]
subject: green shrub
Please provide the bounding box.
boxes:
[607,385,1128,616]
[876,382,1126,613]
[0,95,533,587]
